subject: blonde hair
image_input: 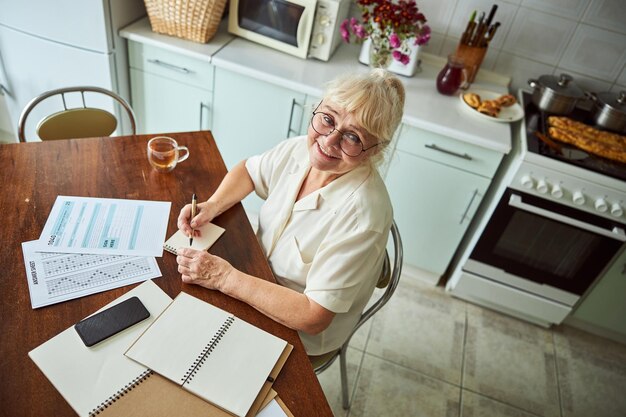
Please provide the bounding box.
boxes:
[322,69,405,166]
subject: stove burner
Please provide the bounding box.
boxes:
[522,92,626,182]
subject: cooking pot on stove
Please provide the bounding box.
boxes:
[586,90,626,133]
[528,73,585,114]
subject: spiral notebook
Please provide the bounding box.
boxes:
[163,222,225,255]
[28,281,289,417]
[125,292,292,417]
[28,280,173,417]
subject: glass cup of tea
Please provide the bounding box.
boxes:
[436,54,470,96]
[147,136,189,173]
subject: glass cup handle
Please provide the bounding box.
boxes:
[460,68,470,90]
[177,146,190,163]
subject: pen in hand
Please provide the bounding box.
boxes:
[190,193,197,246]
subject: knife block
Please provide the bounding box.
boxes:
[455,43,488,84]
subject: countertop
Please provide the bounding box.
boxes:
[120,17,513,154]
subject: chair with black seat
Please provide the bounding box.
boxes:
[310,220,403,410]
[17,86,136,142]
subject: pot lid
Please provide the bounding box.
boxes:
[537,73,585,98]
[596,91,626,113]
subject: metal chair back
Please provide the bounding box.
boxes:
[312,220,403,409]
[18,86,136,142]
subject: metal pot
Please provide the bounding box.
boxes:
[586,90,626,133]
[528,73,585,114]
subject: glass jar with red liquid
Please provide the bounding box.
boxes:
[436,54,469,95]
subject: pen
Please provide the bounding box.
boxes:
[190,193,197,246]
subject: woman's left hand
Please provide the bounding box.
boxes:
[176,247,234,290]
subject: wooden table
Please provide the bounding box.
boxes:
[0,131,332,417]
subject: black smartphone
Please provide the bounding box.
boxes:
[74,296,150,347]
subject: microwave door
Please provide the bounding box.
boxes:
[296,3,313,50]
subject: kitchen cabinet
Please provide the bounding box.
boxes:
[212,68,311,215]
[385,124,502,278]
[128,41,213,134]
[569,248,626,339]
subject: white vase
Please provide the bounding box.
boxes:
[358,38,422,77]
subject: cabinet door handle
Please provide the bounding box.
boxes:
[460,189,479,224]
[287,98,304,137]
[199,102,210,130]
[147,59,193,74]
[425,143,472,161]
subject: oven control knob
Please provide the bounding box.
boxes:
[520,175,534,189]
[536,179,548,194]
[610,203,624,218]
[572,191,585,205]
[594,198,608,213]
[551,184,563,199]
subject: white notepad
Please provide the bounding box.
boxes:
[28,280,173,417]
[163,222,225,254]
[125,292,290,417]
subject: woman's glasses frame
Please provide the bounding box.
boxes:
[310,103,381,157]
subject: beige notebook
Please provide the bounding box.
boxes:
[28,280,173,417]
[163,222,225,254]
[29,281,287,417]
[125,292,292,417]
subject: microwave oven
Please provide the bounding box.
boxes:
[228,0,351,61]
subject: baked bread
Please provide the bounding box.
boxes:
[547,116,626,163]
[496,94,516,107]
[477,100,501,118]
[463,93,481,109]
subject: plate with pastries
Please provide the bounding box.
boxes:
[459,89,524,123]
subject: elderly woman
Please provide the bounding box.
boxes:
[176,69,405,356]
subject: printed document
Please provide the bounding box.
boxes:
[36,196,171,256]
[22,240,162,309]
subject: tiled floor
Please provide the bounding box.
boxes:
[316,272,626,417]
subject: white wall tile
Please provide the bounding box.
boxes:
[418,0,459,36]
[447,0,519,50]
[558,24,626,80]
[493,52,556,93]
[420,31,445,56]
[583,0,626,34]
[610,84,626,94]
[617,65,626,86]
[521,0,590,20]
[502,8,577,66]
[553,67,613,92]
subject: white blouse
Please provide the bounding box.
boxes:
[245,136,393,355]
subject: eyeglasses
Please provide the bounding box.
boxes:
[310,110,380,157]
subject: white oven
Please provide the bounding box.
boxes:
[446,91,626,327]
[228,0,350,61]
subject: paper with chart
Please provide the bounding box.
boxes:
[36,196,171,256]
[22,240,162,309]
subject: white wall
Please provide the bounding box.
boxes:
[395,0,626,94]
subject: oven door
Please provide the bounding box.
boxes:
[228,0,316,59]
[468,188,625,301]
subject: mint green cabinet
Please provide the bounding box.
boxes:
[212,68,310,216]
[212,68,308,169]
[128,41,213,134]
[385,124,502,278]
[571,248,626,337]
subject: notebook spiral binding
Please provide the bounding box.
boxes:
[181,315,235,384]
[163,243,178,255]
[89,369,153,416]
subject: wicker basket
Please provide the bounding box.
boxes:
[144,0,227,43]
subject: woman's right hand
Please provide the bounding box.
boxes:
[177,200,219,239]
